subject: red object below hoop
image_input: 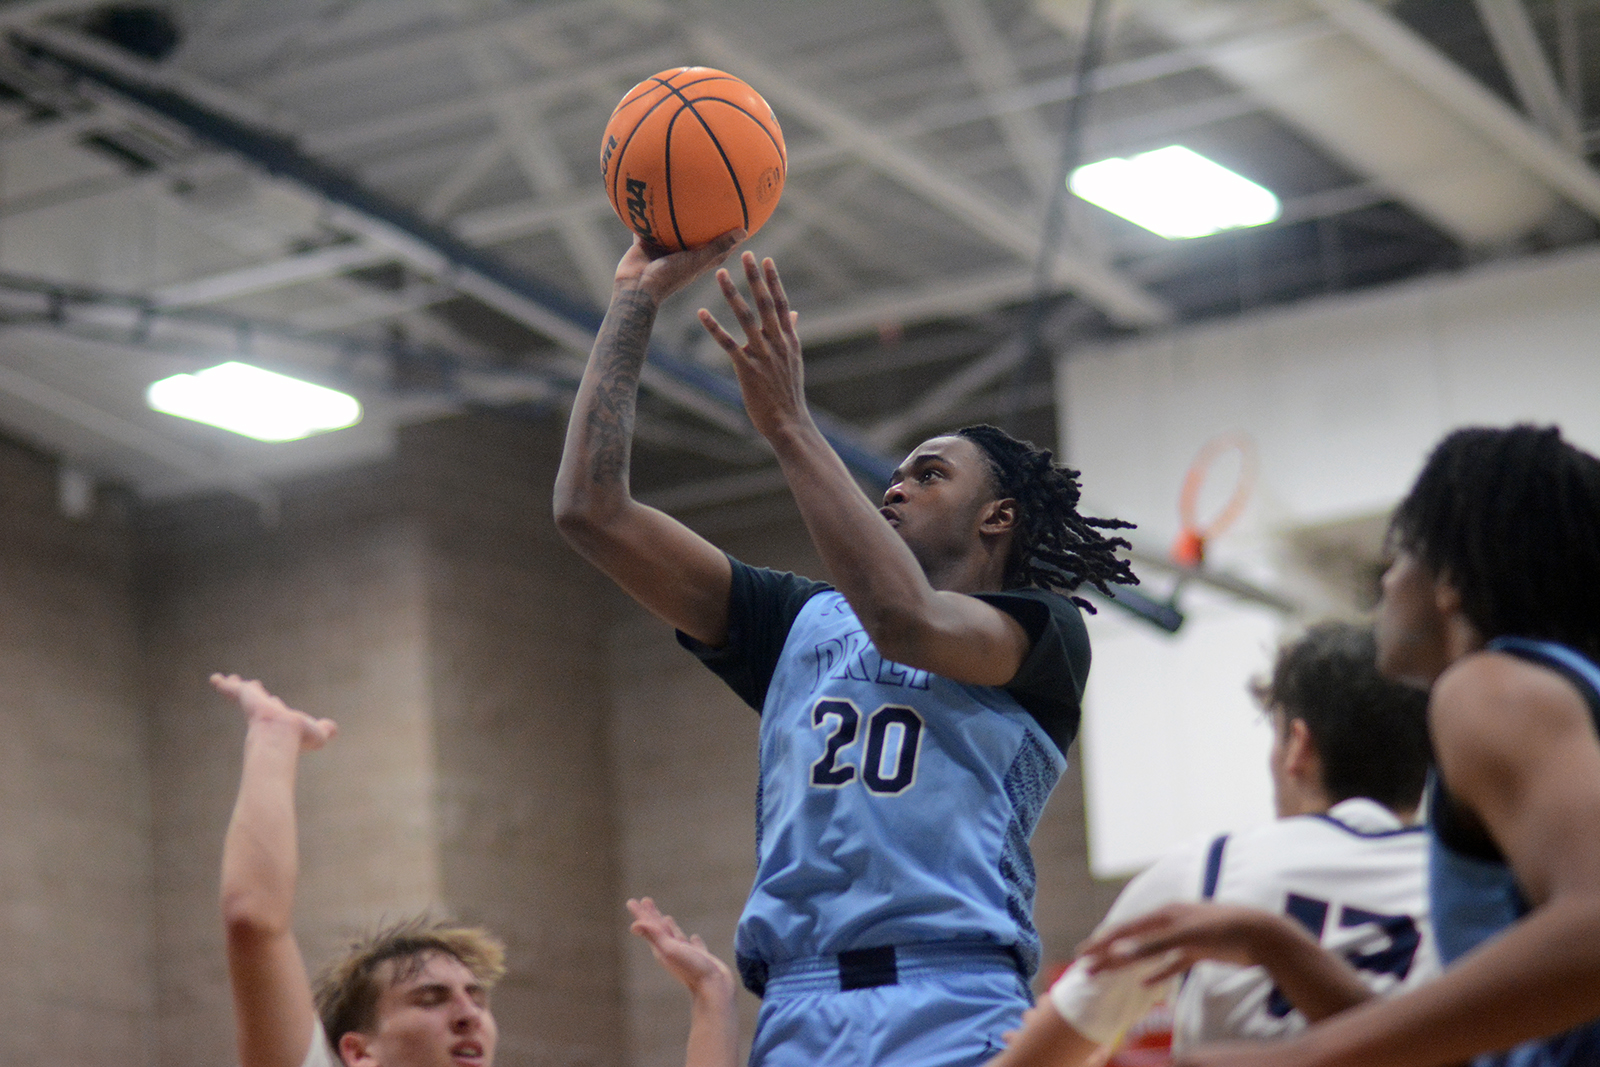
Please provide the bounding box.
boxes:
[1172,432,1258,568]
[1171,527,1206,567]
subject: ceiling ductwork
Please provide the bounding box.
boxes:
[1037,0,1576,249]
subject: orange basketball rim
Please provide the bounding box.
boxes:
[1172,432,1259,568]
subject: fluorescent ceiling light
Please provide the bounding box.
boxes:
[1070,145,1281,239]
[147,361,362,442]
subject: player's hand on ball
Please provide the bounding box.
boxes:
[699,251,806,441]
[615,230,745,305]
[211,672,337,752]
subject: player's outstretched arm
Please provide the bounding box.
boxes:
[698,252,1031,686]
[989,849,1193,1066]
[628,897,739,1067]
[554,233,744,648]
[216,673,338,1067]
[1078,902,1374,1023]
[1174,654,1600,1067]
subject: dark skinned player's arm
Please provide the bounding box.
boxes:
[1077,901,1375,1024]
[554,233,744,648]
[1172,652,1600,1067]
[698,253,1030,686]
[984,879,1372,1066]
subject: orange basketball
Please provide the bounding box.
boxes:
[601,67,787,252]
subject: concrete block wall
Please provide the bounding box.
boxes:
[0,436,153,1066]
[138,468,441,1067]
[406,416,626,1067]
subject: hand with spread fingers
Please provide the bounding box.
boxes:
[698,251,808,443]
[1079,900,1375,1027]
[1078,902,1274,985]
[628,897,735,1000]
[628,897,739,1067]
[211,672,337,753]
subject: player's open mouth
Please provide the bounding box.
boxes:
[451,1040,484,1063]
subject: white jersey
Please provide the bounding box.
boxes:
[301,1021,338,1067]
[1049,798,1438,1051]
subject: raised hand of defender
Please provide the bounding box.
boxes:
[210,673,337,752]
[1077,902,1268,985]
[615,230,745,304]
[628,897,734,998]
[698,251,807,441]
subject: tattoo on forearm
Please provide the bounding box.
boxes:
[585,291,656,486]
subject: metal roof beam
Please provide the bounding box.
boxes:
[300,43,684,158]
[9,26,910,491]
[690,30,1171,327]
[150,242,391,307]
[456,36,617,303]
[1311,0,1600,223]
[932,0,1060,199]
[1473,0,1583,153]
[251,0,636,98]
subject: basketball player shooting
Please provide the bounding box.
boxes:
[554,234,1137,1067]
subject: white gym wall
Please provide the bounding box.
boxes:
[1060,241,1600,877]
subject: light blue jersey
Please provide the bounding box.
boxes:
[738,585,1068,977]
[1429,637,1600,1067]
[681,558,1089,1014]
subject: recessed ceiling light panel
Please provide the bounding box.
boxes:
[147,361,362,442]
[1070,145,1281,239]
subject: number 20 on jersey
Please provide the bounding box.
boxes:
[809,699,924,795]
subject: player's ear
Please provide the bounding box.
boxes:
[339,1030,378,1067]
[1432,572,1464,617]
[980,497,1019,534]
[1283,717,1319,779]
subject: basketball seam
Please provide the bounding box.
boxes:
[665,95,777,248]
[663,106,688,248]
[610,69,736,119]
[655,76,753,250]
[605,69,784,250]
[607,81,699,237]
[610,73,745,249]
[684,96,787,167]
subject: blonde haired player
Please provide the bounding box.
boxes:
[216,673,503,1067]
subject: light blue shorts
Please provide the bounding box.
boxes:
[749,943,1032,1067]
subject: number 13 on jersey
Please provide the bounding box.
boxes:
[810,698,924,795]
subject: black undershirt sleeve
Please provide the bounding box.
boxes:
[975,588,1091,755]
[676,555,830,713]
[677,560,1090,750]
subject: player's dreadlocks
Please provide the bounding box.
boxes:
[955,424,1137,611]
[1389,424,1600,661]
